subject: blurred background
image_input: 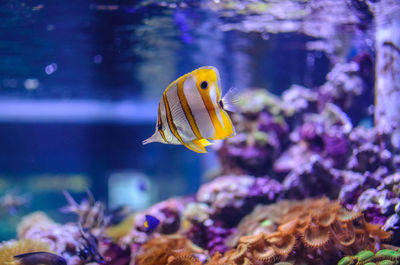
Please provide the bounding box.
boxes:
[0,0,340,240]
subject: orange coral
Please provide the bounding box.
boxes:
[135,235,205,265]
[210,198,391,265]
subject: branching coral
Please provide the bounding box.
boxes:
[0,239,52,264]
[213,198,391,265]
[61,189,109,234]
[135,235,205,265]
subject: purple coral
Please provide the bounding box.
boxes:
[197,175,282,226]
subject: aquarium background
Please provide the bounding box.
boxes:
[0,0,377,241]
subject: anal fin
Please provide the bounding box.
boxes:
[190,138,212,153]
[181,139,212,153]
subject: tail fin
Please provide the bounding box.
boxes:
[142,132,164,145]
[222,87,241,112]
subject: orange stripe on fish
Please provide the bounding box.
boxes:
[157,104,167,143]
[163,93,205,153]
[163,93,182,144]
[194,69,227,139]
[177,77,203,139]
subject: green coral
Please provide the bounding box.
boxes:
[338,248,400,265]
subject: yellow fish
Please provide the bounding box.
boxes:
[143,66,236,153]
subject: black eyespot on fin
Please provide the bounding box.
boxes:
[219,99,224,109]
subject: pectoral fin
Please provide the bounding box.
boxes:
[221,87,241,112]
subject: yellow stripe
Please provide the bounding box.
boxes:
[193,67,228,138]
[177,77,203,139]
[198,90,226,137]
[163,93,203,153]
[157,104,167,143]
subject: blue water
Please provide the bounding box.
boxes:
[0,0,334,240]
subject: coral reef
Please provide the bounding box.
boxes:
[216,90,292,177]
[17,212,81,255]
[120,198,188,247]
[3,2,400,263]
[214,60,399,239]
[135,235,205,265]
[211,198,391,265]
[338,248,400,265]
[183,175,281,254]
[196,175,282,225]
[0,239,52,264]
[61,189,110,235]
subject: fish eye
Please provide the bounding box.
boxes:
[200,81,208,89]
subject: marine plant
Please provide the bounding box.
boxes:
[0,239,52,264]
[338,248,400,265]
[210,198,391,265]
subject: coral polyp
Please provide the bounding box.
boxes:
[212,198,391,264]
[338,248,400,265]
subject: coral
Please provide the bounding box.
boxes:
[17,211,55,238]
[61,190,109,235]
[100,241,131,265]
[186,220,235,256]
[105,215,136,242]
[196,175,282,226]
[352,173,400,245]
[338,248,400,265]
[135,235,205,265]
[0,239,52,264]
[282,84,318,114]
[215,88,292,176]
[227,201,293,247]
[318,62,364,112]
[346,127,395,173]
[121,198,188,246]
[17,212,81,258]
[282,157,344,199]
[213,198,391,265]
